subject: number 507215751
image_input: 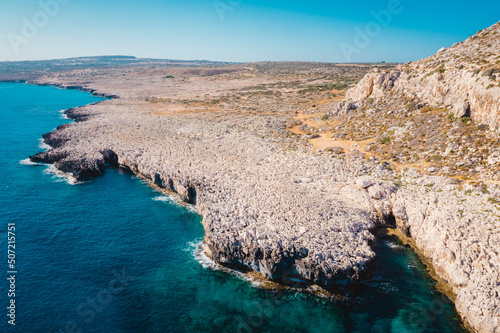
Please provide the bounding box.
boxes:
[7,223,16,271]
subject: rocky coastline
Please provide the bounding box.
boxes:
[26,89,498,332]
[29,101,383,291]
[25,81,121,99]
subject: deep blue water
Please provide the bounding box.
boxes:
[0,82,465,333]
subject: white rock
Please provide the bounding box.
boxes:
[487,151,500,165]
[356,176,373,189]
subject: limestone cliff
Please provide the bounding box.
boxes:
[346,21,500,130]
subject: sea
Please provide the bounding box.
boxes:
[0,82,465,332]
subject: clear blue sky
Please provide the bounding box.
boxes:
[0,0,498,63]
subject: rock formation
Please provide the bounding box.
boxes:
[345,22,500,130]
[30,102,389,292]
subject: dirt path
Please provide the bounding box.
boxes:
[289,107,433,175]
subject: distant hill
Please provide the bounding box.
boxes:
[0,56,236,81]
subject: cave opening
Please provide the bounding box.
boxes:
[187,186,197,205]
[384,212,396,228]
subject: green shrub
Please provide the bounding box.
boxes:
[379,137,391,144]
[406,102,417,111]
[484,67,500,80]
[431,155,442,161]
[447,113,457,122]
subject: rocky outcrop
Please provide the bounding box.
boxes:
[327,101,358,116]
[345,70,401,101]
[30,100,393,291]
[30,149,107,181]
[391,172,500,333]
[26,81,120,99]
[345,21,500,130]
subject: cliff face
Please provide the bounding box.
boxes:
[391,175,500,333]
[347,21,500,129]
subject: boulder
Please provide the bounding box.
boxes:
[356,176,373,189]
[444,142,459,156]
[452,101,470,118]
[329,101,357,116]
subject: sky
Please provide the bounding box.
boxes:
[0,0,499,63]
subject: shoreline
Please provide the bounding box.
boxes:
[386,227,474,333]
[32,141,470,331]
[0,80,120,99]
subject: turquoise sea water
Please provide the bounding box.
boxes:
[0,82,465,333]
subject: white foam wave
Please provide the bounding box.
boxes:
[59,109,70,120]
[38,138,51,150]
[152,195,198,213]
[184,203,198,213]
[187,239,264,288]
[152,195,176,204]
[43,165,82,185]
[189,240,233,272]
[19,158,41,166]
[187,240,218,269]
[384,241,404,249]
